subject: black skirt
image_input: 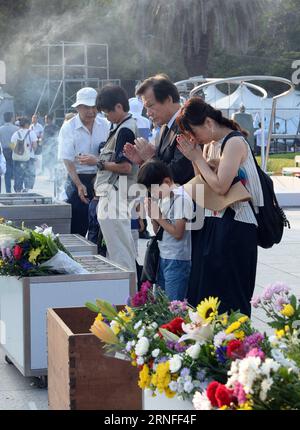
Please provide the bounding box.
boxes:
[187,208,257,317]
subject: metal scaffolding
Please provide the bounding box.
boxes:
[33,41,120,122]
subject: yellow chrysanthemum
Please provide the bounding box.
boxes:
[138,365,152,389]
[225,321,241,334]
[284,325,290,333]
[197,297,220,323]
[165,387,176,398]
[237,402,253,410]
[281,304,295,318]
[238,316,249,324]
[276,329,285,339]
[151,362,172,394]
[28,247,41,264]
[235,331,245,340]
[0,259,4,268]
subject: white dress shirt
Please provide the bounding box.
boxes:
[58,114,110,174]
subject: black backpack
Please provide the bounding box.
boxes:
[221,131,290,249]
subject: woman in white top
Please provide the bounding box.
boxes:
[11,117,37,192]
[176,97,263,316]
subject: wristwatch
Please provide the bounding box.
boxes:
[97,160,106,171]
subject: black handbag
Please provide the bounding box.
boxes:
[140,227,163,284]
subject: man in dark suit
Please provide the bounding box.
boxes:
[124,74,194,185]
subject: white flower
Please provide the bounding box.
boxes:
[259,378,274,401]
[42,227,55,239]
[151,322,158,329]
[227,357,261,394]
[271,349,298,372]
[179,310,213,344]
[260,358,280,377]
[169,355,183,373]
[151,348,160,358]
[134,320,142,330]
[213,331,235,348]
[137,328,145,339]
[169,381,178,392]
[186,343,201,360]
[34,226,43,233]
[136,356,145,366]
[193,391,212,410]
[154,334,160,339]
[125,341,133,352]
[135,337,150,356]
[184,381,194,393]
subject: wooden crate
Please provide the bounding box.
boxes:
[47,307,142,410]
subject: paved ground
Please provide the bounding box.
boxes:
[0,176,299,409]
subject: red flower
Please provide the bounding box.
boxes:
[215,385,234,408]
[226,339,244,359]
[160,317,184,336]
[207,381,220,407]
[13,245,23,260]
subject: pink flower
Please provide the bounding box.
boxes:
[246,347,265,360]
[233,382,247,405]
[251,296,261,308]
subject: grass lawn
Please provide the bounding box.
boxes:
[256,152,300,173]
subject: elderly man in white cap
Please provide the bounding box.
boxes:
[58,87,110,235]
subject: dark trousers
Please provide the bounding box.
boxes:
[3,149,13,193]
[13,160,28,192]
[65,173,96,236]
[187,208,257,317]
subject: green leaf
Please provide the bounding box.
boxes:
[85,302,101,313]
[159,328,180,342]
[96,299,118,318]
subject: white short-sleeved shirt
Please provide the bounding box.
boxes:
[58,114,110,174]
[11,128,38,158]
[158,186,194,261]
[30,122,44,139]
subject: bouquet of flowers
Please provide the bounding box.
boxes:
[0,220,88,276]
[193,282,300,410]
[86,282,258,401]
[87,281,300,410]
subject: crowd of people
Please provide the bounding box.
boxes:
[0,112,59,193]
[0,75,265,316]
[55,75,263,316]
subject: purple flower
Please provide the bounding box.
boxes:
[168,299,188,314]
[262,283,290,302]
[174,342,188,353]
[251,295,261,308]
[274,296,289,312]
[21,261,34,270]
[215,346,227,364]
[180,367,190,378]
[243,332,264,351]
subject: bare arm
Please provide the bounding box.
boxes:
[102,161,132,175]
[155,218,187,240]
[177,136,247,195]
[63,159,89,204]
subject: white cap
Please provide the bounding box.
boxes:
[72,87,97,108]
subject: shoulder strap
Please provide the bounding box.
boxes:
[155,193,177,241]
[220,130,245,155]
